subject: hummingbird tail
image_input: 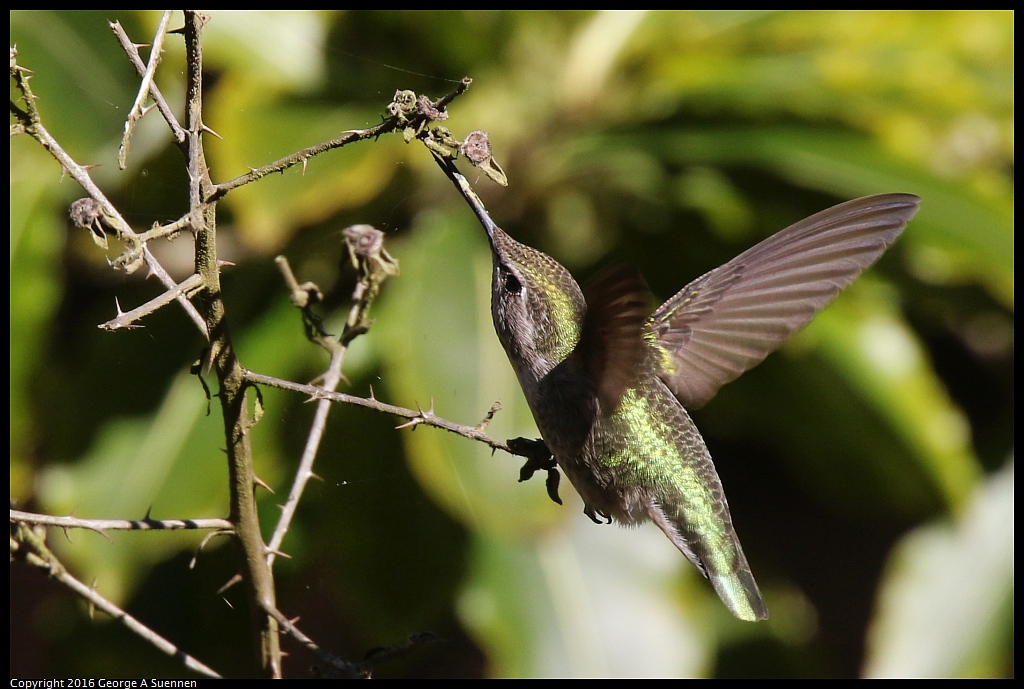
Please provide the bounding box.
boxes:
[648,500,769,622]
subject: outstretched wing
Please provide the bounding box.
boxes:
[575,263,652,414]
[652,193,920,409]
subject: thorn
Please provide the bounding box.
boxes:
[301,157,308,175]
[368,384,377,401]
[144,506,153,520]
[253,475,274,493]
[200,123,224,140]
[264,547,291,560]
[395,399,436,430]
[306,387,331,403]
[218,259,236,268]
[114,297,126,316]
[310,471,324,483]
[395,416,423,431]
[218,573,243,595]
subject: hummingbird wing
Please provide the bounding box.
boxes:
[651,193,920,409]
[575,264,652,414]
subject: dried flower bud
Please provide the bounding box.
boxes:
[460,130,508,187]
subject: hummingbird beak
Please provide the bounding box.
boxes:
[431,153,502,244]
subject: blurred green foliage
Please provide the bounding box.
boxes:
[10,10,1012,678]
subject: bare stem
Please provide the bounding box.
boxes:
[265,347,345,569]
[210,77,472,201]
[261,602,364,678]
[11,521,222,679]
[12,17,491,677]
[180,9,281,678]
[267,228,397,568]
[10,49,208,337]
[111,19,187,145]
[10,509,233,535]
[118,9,172,168]
[100,272,204,331]
[242,370,516,456]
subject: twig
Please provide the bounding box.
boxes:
[267,228,397,568]
[9,51,209,337]
[139,212,200,242]
[11,521,222,679]
[261,603,362,678]
[262,601,437,679]
[10,509,233,535]
[265,347,345,570]
[99,272,204,330]
[209,77,473,202]
[118,10,172,168]
[111,19,187,146]
[179,10,282,678]
[13,22,494,677]
[242,370,516,456]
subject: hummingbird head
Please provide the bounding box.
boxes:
[486,226,586,394]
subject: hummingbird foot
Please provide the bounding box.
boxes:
[584,505,612,525]
[508,437,563,506]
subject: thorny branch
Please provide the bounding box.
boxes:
[10,46,209,336]
[171,10,282,679]
[10,510,234,536]
[99,272,205,331]
[243,370,516,456]
[111,19,187,146]
[209,77,472,202]
[10,521,222,679]
[261,601,438,679]
[265,225,399,569]
[118,9,172,168]
[12,9,518,678]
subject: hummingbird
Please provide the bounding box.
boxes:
[434,154,919,622]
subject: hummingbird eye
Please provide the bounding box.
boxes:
[502,270,523,295]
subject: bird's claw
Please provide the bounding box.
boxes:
[508,437,562,506]
[584,505,612,525]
